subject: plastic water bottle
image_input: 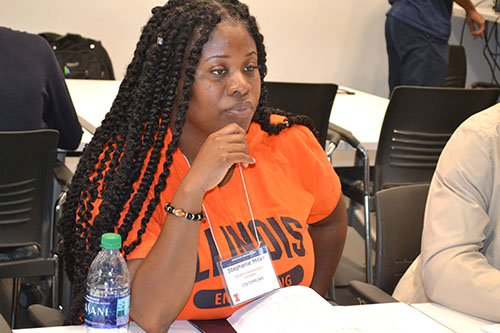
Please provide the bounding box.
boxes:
[85,233,131,332]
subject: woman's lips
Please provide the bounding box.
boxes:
[224,102,253,118]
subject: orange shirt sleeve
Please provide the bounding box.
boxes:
[291,125,342,224]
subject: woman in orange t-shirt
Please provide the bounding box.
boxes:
[59,0,347,331]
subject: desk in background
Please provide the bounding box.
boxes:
[330,86,388,166]
[66,79,121,135]
[65,79,389,167]
[453,0,500,22]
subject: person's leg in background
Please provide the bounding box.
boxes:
[385,15,449,96]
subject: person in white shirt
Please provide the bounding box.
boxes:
[393,104,500,321]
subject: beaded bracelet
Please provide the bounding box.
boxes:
[164,202,205,222]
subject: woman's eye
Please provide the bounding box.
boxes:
[244,65,258,72]
[211,69,226,76]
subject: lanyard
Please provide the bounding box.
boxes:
[182,155,261,260]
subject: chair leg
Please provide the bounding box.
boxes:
[52,254,59,309]
[10,278,20,328]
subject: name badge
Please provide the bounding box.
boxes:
[219,246,281,306]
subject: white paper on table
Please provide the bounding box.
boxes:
[412,302,495,333]
[482,324,500,333]
[227,285,453,333]
[129,320,199,332]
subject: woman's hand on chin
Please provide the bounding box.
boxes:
[182,123,255,194]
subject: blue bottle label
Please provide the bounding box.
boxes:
[84,292,130,328]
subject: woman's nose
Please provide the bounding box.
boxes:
[227,70,250,96]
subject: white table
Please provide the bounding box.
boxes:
[453,0,500,22]
[331,87,388,152]
[12,320,198,333]
[65,79,121,135]
[330,86,388,166]
[412,303,496,333]
[12,302,499,333]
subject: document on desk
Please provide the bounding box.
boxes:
[227,285,452,332]
[482,324,500,333]
[129,320,198,332]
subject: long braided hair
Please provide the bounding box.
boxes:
[58,0,317,323]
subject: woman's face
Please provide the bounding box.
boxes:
[183,22,261,140]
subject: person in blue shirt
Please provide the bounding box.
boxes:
[385,0,485,95]
[0,27,82,150]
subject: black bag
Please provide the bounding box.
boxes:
[40,32,115,80]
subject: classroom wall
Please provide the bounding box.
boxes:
[0,1,495,99]
[0,0,391,98]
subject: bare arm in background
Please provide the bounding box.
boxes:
[454,0,485,37]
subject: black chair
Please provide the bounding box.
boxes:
[374,86,500,191]
[264,81,338,149]
[0,130,60,328]
[444,45,467,88]
[339,86,500,283]
[25,160,76,329]
[342,86,500,199]
[348,184,430,303]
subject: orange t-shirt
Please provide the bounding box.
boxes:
[102,115,341,319]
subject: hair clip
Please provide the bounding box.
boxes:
[157,37,163,46]
[282,118,290,127]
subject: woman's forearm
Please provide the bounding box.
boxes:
[309,197,348,296]
[128,183,205,332]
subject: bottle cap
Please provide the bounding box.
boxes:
[101,233,122,250]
